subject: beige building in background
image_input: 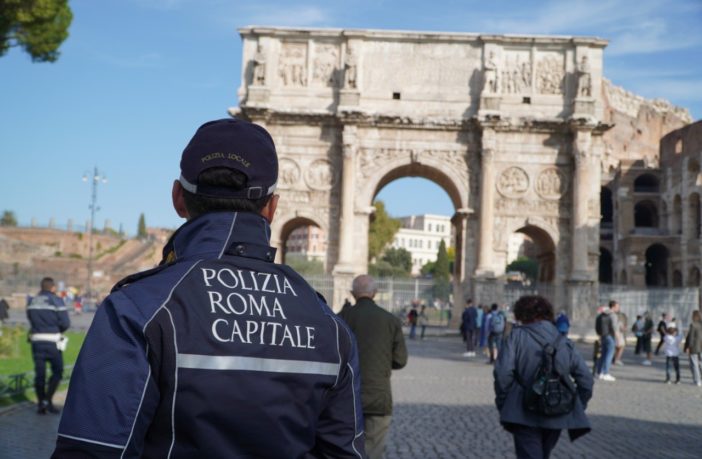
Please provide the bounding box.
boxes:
[391,214,452,274]
[231,26,693,319]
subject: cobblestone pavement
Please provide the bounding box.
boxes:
[2,335,702,458]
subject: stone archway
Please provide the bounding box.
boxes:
[354,157,471,318]
[237,26,609,316]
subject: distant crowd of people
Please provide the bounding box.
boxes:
[595,301,702,386]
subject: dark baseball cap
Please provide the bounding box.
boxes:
[179,118,278,199]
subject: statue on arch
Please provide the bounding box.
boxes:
[344,48,357,89]
[483,51,499,94]
[577,56,591,98]
[253,44,266,86]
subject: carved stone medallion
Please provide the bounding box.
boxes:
[535,168,568,199]
[497,167,530,198]
[278,158,301,189]
[305,159,337,191]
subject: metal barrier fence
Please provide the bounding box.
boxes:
[302,275,451,325]
[599,285,700,330]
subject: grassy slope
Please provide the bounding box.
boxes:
[0,329,86,375]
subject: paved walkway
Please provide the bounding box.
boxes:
[2,336,702,458]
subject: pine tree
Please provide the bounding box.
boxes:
[137,213,147,239]
[433,240,451,301]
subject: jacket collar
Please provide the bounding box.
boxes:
[161,211,276,264]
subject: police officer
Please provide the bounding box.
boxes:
[27,277,70,414]
[53,119,365,458]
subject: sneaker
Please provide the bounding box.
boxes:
[462,352,471,357]
[615,360,625,366]
[37,400,48,415]
[642,360,652,366]
[696,382,701,387]
[665,380,672,384]
[600,374,616,382]
[674,380,680,385]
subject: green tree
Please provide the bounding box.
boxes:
[506,256,539,282]
[432,240,451,301]
[137,213,147,239]
[369,247,412,278]
[285,256,325,276]
[0,210,18,226]
[0,0,73,62]
[381,247,412,273]
[367,201,400,261]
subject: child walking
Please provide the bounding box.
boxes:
[663,324,684,384]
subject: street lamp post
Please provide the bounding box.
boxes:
[82,167,107,304]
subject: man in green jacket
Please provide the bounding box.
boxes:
[339,275,408,459]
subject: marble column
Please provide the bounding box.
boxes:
[571,130,591,279]
[477,147,496,274]
[335,124,357,271]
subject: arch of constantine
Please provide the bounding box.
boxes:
[231,27,691,320]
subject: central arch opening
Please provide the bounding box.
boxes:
[369,164,464,317]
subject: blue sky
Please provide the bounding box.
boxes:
[1,0,700,235]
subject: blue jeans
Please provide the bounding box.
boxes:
[409,323,416,339]
[597,335,615,375]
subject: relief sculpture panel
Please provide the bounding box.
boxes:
[312,43,339,87]
[497,167,529,198]
[535,168,569,200]
[500,50,532,94]
[535,53,565,95]
[279,42,308,87]
[305,159,338,191]
[279,158,302,189]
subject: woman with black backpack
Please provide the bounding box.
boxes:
[493,295,593,459]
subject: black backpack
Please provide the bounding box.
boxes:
[517,330,576,417]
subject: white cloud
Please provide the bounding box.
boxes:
[480,0,702,55]
[238,4,332,27]
[131,0,188,11]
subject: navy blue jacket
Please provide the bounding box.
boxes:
[27,290,70,336]
[53,212,365,459]
[493,321,593,441]
[461,306,477,332]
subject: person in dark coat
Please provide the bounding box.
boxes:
[461,298,478,357]
[339,274,408,459]
[494,295,593,459]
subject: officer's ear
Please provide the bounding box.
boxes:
[172,180,191,219]
[260,194,279,224]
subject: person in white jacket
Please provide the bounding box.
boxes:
[662,324,684,384]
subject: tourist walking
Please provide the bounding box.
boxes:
[487,303,506,364]
[27,277,70,415]
[632,315,645,355]
[54,118,365,458]
[461,298,478,357]
[475,303,484,349]
[418,305,429,339]
[555,310,570,336]
[655,312,669,355]
[595,300,619,381]
[339,275,408,459]
[614,309,628,365]
[479,304,490,355]
[663,324,684,384]
[408,301,419,339]
[641,311,655,365]
[684,310,702,386]
[494,295,593,459]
